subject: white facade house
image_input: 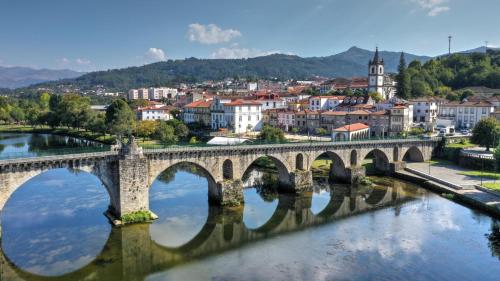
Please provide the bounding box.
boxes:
[309,96,345,111]
[136,106,173,121]
[368,48,396,100]
[148,87,178,100]
[438,100,494,129]
[224,100,263,134]
[128,89,139,100]
[411,98,439,124]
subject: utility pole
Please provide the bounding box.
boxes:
[485,41,489,53]
[448,36,452,55]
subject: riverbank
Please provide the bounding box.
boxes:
[395,170,500,218]
[0,125,115,145]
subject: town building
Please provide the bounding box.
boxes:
[309,96,345,111]
[438,100,495,129]
[136,106,174,121]
[332,123,370,141]
[410,97,440,130]
[223,100,263,134]
[183,100,213,126]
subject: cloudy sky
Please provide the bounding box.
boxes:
[0,0,498,71]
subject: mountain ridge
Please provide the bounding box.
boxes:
[2,46,493,91]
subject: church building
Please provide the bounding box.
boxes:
[368,48,396,100]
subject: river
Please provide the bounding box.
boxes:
[1,133,500,281]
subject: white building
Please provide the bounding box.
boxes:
[247,82,258,91]
[136,106,174,121]
[438,100,494,129]
[128,89,139,100]
[224,100,263,134]
[148,87,178,100]
[256,93,287,111]
[410,98,439,131]
[368,48,396,100]
[309,96,345,111]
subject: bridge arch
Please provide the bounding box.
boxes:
[361,149,390,174]
[222,159,233,180]
[393,147,399,162]
[241,155,292,189]
[402,146,425,162]
[0,163,117,218]
[310,151,348,183]
[296,153,304,170]
[350,150,358,166]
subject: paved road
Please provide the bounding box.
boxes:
[406,162,497,187]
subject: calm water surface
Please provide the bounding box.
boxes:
[0,132,103,159]
[1,134,500,281]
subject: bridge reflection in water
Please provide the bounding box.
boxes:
[0,179,423,281]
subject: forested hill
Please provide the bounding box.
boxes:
[18,47,431,92]
[402,49,500,99]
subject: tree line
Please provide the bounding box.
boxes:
[396,50,500,100]
[0,93,190,145]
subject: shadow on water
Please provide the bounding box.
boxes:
[0,176,430,281]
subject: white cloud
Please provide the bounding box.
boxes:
[75,58,91,65]
[210,47,288,59]
[412,0,450,16]
[188,23,241,44]
[144,47,167,62]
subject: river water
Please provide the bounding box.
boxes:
[1,133,500,281]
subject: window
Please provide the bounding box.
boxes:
[483,108,487,114]
[248,115,251,121]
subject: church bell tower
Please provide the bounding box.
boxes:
[368,47,384,95]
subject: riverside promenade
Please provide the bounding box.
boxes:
[397,162,500,217]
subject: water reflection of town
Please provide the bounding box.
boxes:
[0,177,427,281]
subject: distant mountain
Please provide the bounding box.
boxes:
[329,46,431,73]
[459,46,500,54]
[0,66,83,89]
[9,47,433,92]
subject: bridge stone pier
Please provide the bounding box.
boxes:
[0,137,440,229]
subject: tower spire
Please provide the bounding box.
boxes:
[371,47,383,64]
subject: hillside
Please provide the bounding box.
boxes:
[0,66,83,89]
[15,47,431,92]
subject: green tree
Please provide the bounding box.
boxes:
[136,120,158,141]
[494,144,500,172]
[155,121,178,145]
[315,128,328,136]
[368,92,383,103]
[396,53,412,99]
[189,136,199,144]
[259,125,285,142]
[9,107,25,123]
[471,117,500,151]
[39,92,51,111]
[106,99,137,140]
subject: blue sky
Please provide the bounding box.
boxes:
[0,0,498,72]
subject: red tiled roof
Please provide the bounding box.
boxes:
[225,99,262,106]
[333,123,369,132]
[347,110,371,115]
[321,111,347,116]
[184,100,212,108]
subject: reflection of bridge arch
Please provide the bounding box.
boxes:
[0,182,417,281]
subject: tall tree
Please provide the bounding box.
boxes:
[106,99,137,140]
[396,52,411,99]
[471,117,500,151]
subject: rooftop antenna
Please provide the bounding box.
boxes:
[448,36,452,55]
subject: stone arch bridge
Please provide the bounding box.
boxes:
[0,138,440,229]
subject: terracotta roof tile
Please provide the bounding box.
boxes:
[333,123,370,132]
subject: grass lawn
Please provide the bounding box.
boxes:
[458,171,500,180]
[481,182,500,192]
[446,141,475,149]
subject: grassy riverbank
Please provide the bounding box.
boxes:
[0,125,116,145]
